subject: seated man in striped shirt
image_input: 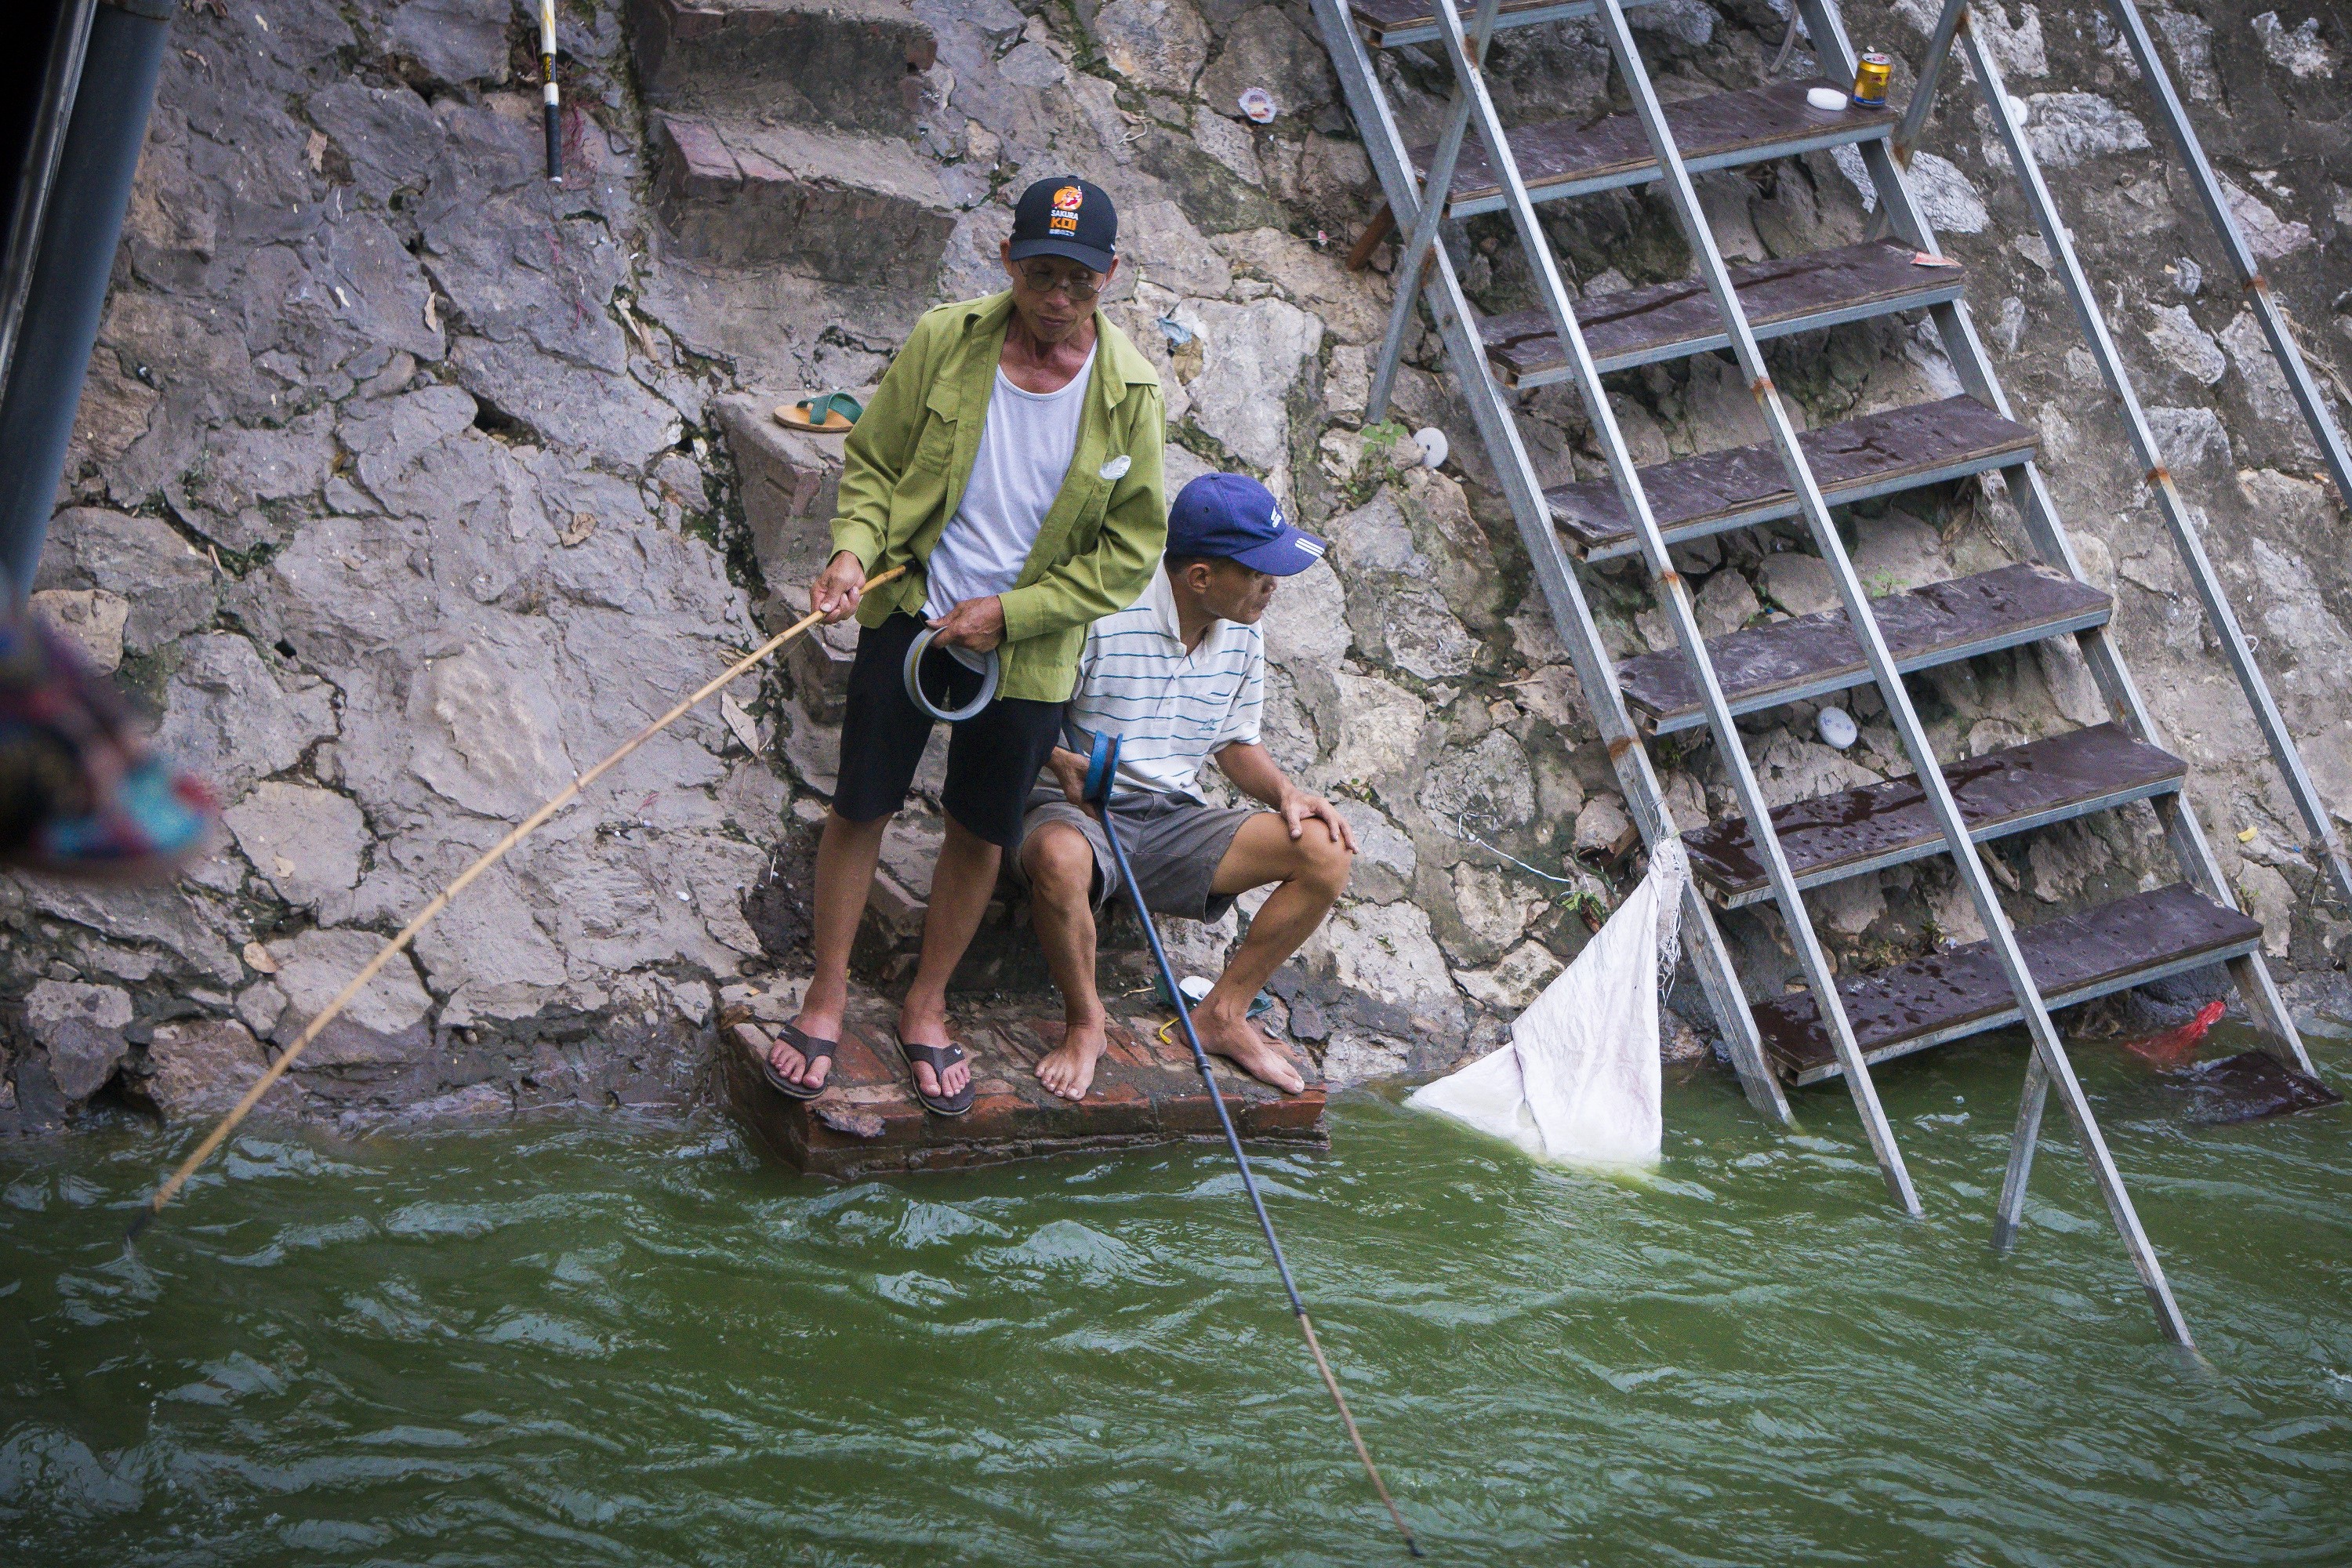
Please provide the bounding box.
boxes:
[1014,474,1356,1102]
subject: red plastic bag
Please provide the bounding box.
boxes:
[2123,999,2225,1069]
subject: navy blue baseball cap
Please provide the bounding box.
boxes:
[1009,176,1117,274]
[1167,474,1329,576]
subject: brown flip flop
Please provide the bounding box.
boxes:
[757,1021,837,1100]
[895,1030,975,1117]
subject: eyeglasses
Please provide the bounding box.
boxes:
[1016,267,1103,303]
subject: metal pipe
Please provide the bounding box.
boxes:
[1430,0,1928,1199]
[2103,0,2352,536]
[1309,0,1794,1125]
[1947,12,2352,914]
[1594,0,2197,1332]
[0,0,99,414]
[1364,0,1501,424]
[1831,35,2307,1069]
[0,0,171,605]
[1803,0,2194,1340]
[1864,0,1965,241]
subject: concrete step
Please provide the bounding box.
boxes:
[720,989,1326,1178]
[713,391,850,610]
[1348,0,1667,48]
[652,114,958,288]
[627,0,936,135]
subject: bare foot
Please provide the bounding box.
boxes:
[897,1003,971,1102]
[1036,1018,1108,1102]
[1191,1004,1306,1095]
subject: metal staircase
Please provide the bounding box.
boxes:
[1310,0,2336,1345]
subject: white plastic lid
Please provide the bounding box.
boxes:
[1817,706,1860,749]
[1806,85,1850,111]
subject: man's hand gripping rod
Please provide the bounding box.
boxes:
[127,568,908,1240]
[1079,731,1423,1557]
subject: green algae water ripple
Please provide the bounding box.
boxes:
[3,1026,2350,1565]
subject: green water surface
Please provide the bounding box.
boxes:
[2,1028,2348,1565]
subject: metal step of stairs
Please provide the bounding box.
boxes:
[1348,0,1664,47]
[1685,723,2187,907]
[1481,239,1969,385]
[1617,561,2111,734]
[1548,395,2038,562]
[1415,80,1896,218]
[1754,884,2263,1084]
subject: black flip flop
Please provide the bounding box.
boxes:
[760,1022,837,1101]
[895,1031,975,1117]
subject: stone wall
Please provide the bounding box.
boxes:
[4,0,2347,1129]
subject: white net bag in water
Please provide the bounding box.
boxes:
[1409,839,1689,1168]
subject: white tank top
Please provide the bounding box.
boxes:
[922,341,1096,630]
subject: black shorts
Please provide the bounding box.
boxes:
[831,612,1064,848]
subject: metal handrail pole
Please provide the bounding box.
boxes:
[1811,0,2309,1250]
[1426,0,1927,1198]
[1808,0,2280,1301]
[1921,10,2329,1238]
[1595,0,2189,1335]
[1955,14,2352,912]
[1863,0,1966,241]
[1364,0,1502,423]
[1311,0,1794,1123]
[1812,1,2308,1069]
[1889,0,1961,167]
[2107,0,2352,523]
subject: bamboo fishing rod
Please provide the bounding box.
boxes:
[127,567,907,1240]
[1079,731,1424,1557]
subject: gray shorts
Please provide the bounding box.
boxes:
[1012,784,1260,922]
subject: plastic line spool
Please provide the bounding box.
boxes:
[1083,728,1120,802]
[901,628,1001,722]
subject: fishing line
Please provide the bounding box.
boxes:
[1077,730,1424,1558]
[126,567,909,1240]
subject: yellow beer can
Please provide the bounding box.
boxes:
[1853,52,1893,107]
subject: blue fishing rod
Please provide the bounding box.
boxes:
[1079,730,1422,1556]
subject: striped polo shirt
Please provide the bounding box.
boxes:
[1065,564,1264,800]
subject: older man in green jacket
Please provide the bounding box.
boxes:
[759,176,1166,1117]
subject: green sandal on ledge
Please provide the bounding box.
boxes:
[772,390,862,434]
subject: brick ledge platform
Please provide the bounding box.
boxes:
[720,988,1327,1178]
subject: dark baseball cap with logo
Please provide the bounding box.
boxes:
[1008,176,1118,274]
[1167,474,1329,576]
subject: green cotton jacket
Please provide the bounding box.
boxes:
[829,289,1168,703]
